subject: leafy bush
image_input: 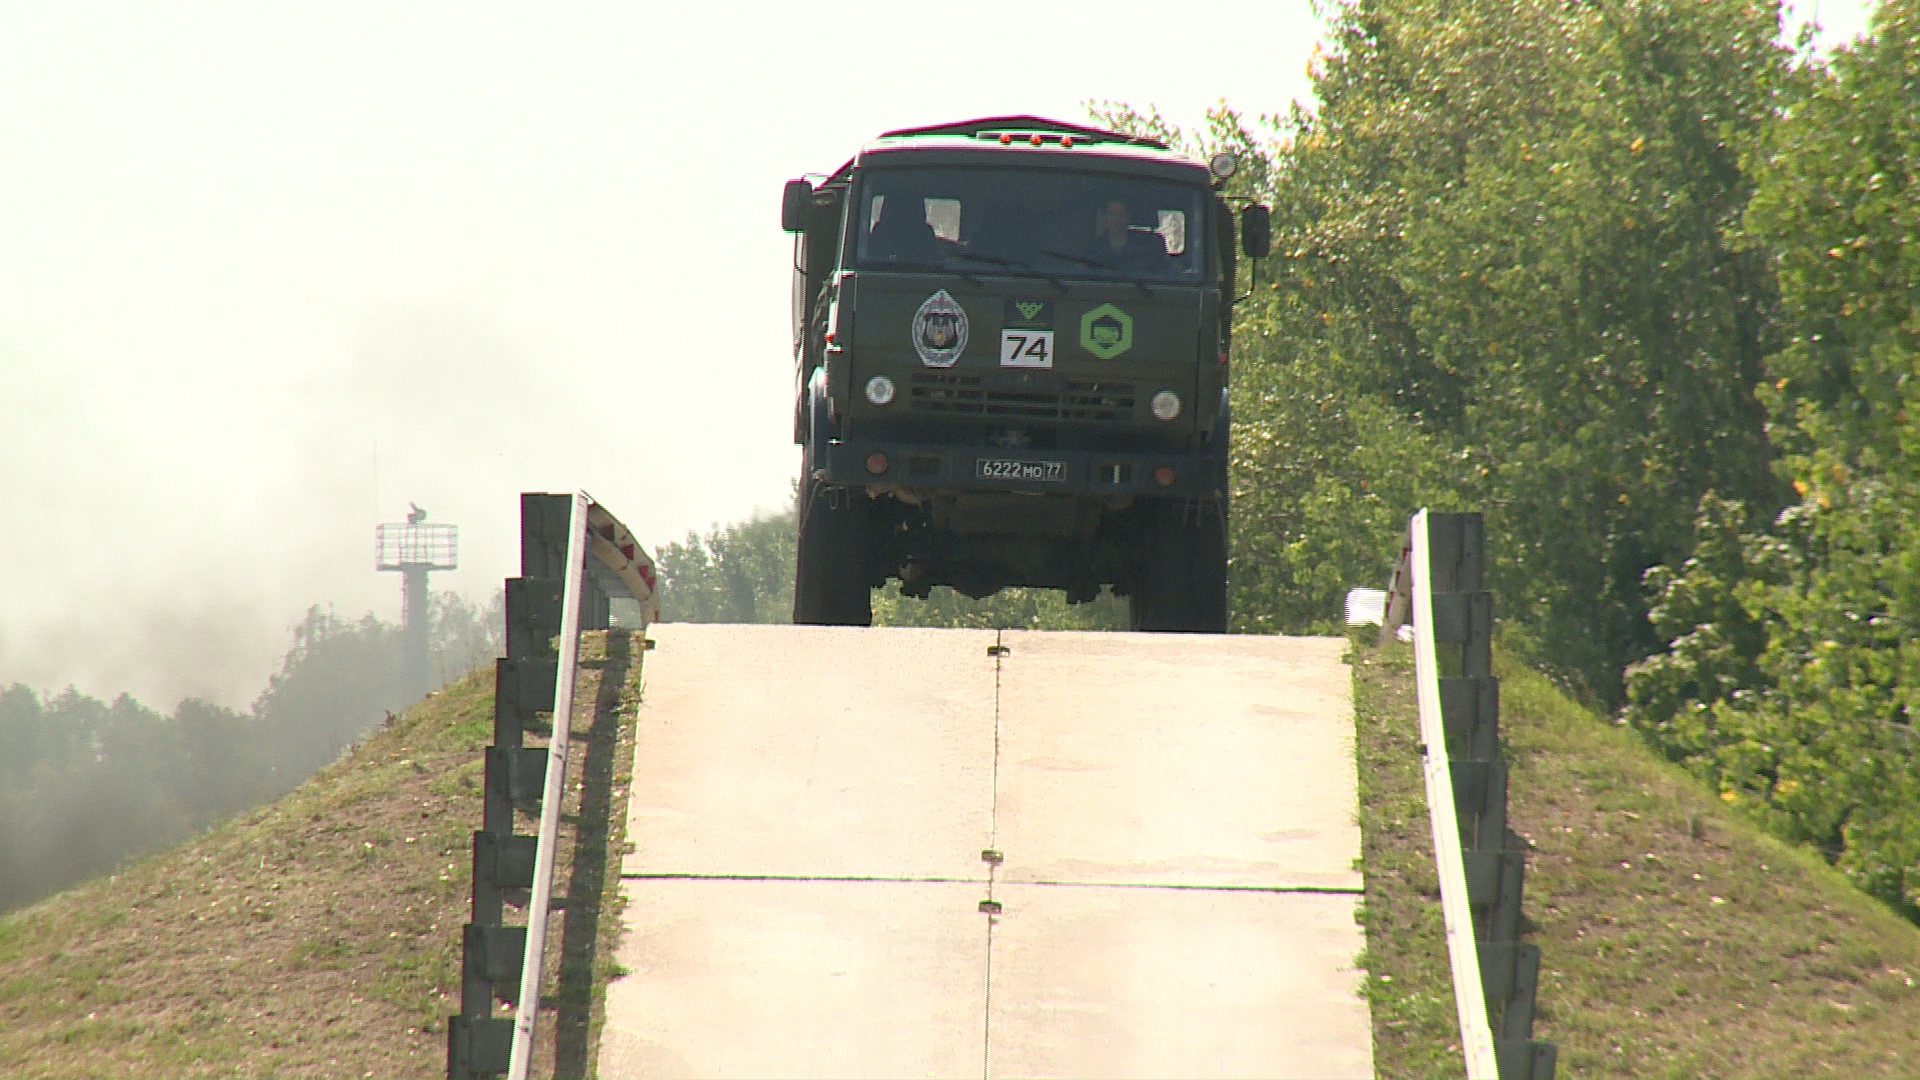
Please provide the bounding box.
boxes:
[1628,0,1920,918]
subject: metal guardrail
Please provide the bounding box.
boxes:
[447,492,658,1080]
[1383,510,1556,1080]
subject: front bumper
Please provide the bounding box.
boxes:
[824,440,1224,500]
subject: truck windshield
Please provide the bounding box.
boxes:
[854,166,1208,283]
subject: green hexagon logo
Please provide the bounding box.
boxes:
[1079,303,1134,359]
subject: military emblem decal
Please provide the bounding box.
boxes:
[912,289,969,368]
[1079,302,1134,359]
[1004,298,1053,327]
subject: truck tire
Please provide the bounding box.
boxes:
[1128,499,1228,633]
[792,474,873,626]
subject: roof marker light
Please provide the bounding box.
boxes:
[1061,136,1074,148]
[999,133,1013,145]
[1030,133,1043,146]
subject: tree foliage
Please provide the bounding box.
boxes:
[0,592,502,913]
[653,507,798,623]
[1627,0,1920,917]
[1104,3,1920,920]
[1104,2,1790,701]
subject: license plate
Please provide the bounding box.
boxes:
[976,458,1066,483]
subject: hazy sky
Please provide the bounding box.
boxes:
[0,1,1878,710]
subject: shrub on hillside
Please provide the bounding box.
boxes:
[1629,0,1920,920]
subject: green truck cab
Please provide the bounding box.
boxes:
[784,116,1269,631]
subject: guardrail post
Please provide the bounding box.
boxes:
[487,656,555,836]
[580,564,611,631]
[519,492,574,580]
[1396,511,1556,1080]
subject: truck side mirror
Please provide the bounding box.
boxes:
[782,179,813,233]
[1240,204,1272,261]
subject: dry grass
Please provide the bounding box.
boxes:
[0,631,642,1079]
[1353,637,1920,1078]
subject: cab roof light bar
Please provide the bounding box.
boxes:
[877,115,1168,150]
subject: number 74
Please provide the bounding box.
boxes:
[999,329,1055,368]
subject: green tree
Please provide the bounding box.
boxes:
[0,686,274,912]
[653,507,798,623]
[1629,0,1920,917]
[0,589,505,914]
[1106,0,1792,692]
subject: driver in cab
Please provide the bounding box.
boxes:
[1087,198,1168,272]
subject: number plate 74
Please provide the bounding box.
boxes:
[1000,329,1055,369]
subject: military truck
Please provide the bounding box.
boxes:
[783,116,1270,632]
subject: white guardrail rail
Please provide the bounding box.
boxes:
[1378,509,1556,1080]
[1391,511,1497,1077]
[513,494,660,1078]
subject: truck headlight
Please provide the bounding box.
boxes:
[865,375,896,406]
[1150,390,1181,421]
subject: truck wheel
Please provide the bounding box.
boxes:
[792,476,873,626]
[1128,500,1228,633]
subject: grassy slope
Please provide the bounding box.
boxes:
[1356,639,1920,1078]
[8,629,1919,1077]
[0,633,641,1079]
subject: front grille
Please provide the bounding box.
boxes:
[910,373,1136,422]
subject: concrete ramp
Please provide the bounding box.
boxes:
[599,624,1371,1079]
